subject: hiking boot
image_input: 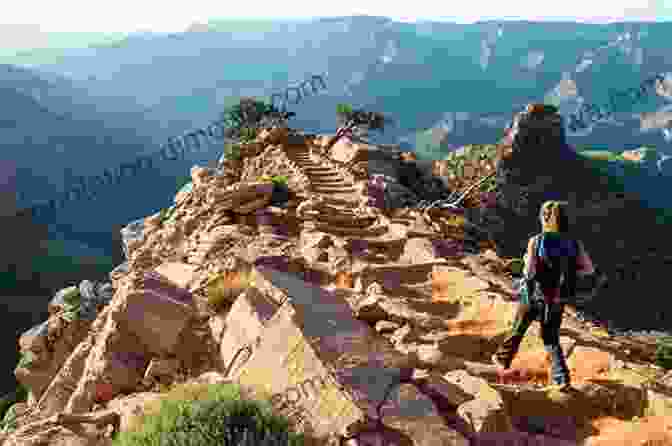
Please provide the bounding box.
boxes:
[491,353,509,370]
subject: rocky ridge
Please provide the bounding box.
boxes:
[3,126,672,445]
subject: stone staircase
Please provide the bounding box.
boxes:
[284,143,412,263]
[286,145,360,199]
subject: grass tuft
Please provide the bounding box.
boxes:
[223,144,242,161]
[113,381,305,446]
[655,336,672,370]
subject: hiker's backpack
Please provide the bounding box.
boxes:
[529,233,580,304]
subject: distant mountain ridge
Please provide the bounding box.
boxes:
[0,65,161,201]
[4,18,670,151]
[2,15,671,263]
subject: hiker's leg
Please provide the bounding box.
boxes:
[541,303,571,385]
[494,302,537,368]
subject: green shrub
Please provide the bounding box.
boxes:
[223,144,242,161]
[271,175,289,187]
[16,351,36,369]
[14,385,27,405]
[239,127,258,143]
[257,175,288,187]
[0,403,19,433]
[0,384,27,427]
[336,103,353,116]
[113,382,305,446]
[508,258,525,276]
[158,206,178,226]
[61,287,82,322]
[655,336,672,370]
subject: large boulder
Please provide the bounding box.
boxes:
[14,282,105,406]
[216,287,280,377]
[113,272,194,355]
[441,370,514,433]
[233,266,472,442]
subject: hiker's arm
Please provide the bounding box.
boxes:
[522,236,537,297]
[576,241,596,276]
[522,236,537,279]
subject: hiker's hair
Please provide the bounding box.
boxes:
[539,200,570,233]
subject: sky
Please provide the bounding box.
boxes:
[0,0,671,33]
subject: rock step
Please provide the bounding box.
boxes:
[297,166,328,171]
[303,170,342,177]
[311,185,358,192]
[312,185,354,190]
[310,222,389,237]
[308,175,347,182]
[390,218,415,226]
[317,195,364,207]
[358,261,452,285]
[297,209,367,220]
[324,192,367,203]
[315,205,362,216]
[301,166,335,172]
[311,179,352,186]
[310,181,349,188]
[314,215,378,227]
[344,223,408,246]
[308,181,352,189]
[297,162,336,172]
[295,164,329,170]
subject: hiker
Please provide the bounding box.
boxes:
[492,200,596,391]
